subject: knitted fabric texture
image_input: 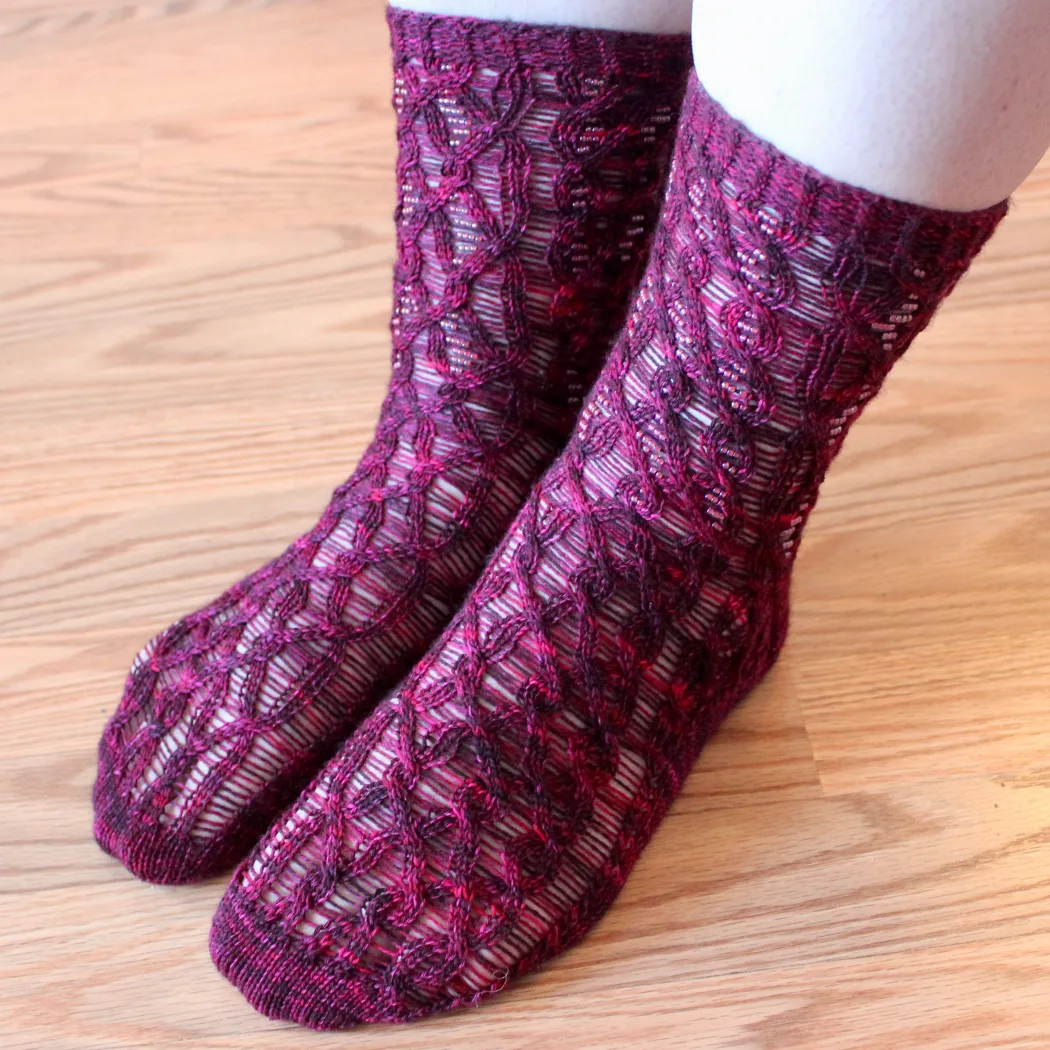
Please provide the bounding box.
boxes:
[93,9,692,884]
[210,73,1005,1028]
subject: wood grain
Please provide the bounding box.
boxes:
[2,2,1050,1047]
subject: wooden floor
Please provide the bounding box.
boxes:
[3,2,1050,1047]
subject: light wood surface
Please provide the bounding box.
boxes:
[3,2,1050,1047]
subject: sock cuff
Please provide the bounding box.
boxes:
[387,6,693,82]
[681,72,1007,307]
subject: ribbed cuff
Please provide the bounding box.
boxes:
[684,73,1007,306]
[387,6,693,80]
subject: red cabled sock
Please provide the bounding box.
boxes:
[210,72,1006,1028]
[93,10,692,884]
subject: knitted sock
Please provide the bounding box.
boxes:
[93,10,692,884]
[210,73,1005,1028]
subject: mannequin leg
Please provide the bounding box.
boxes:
[691,0,1050,210]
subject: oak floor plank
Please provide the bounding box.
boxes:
[6,777,1050,1047]
[3,1,1050,1047]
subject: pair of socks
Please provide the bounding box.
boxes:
[94,7,1005,1030]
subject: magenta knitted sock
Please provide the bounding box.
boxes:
[210,73,1005,1028]
[93,10,692,884]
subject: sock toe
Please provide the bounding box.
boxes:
[210,890,367,1030]
[92,739,240,884]
[210,884,492,1028]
